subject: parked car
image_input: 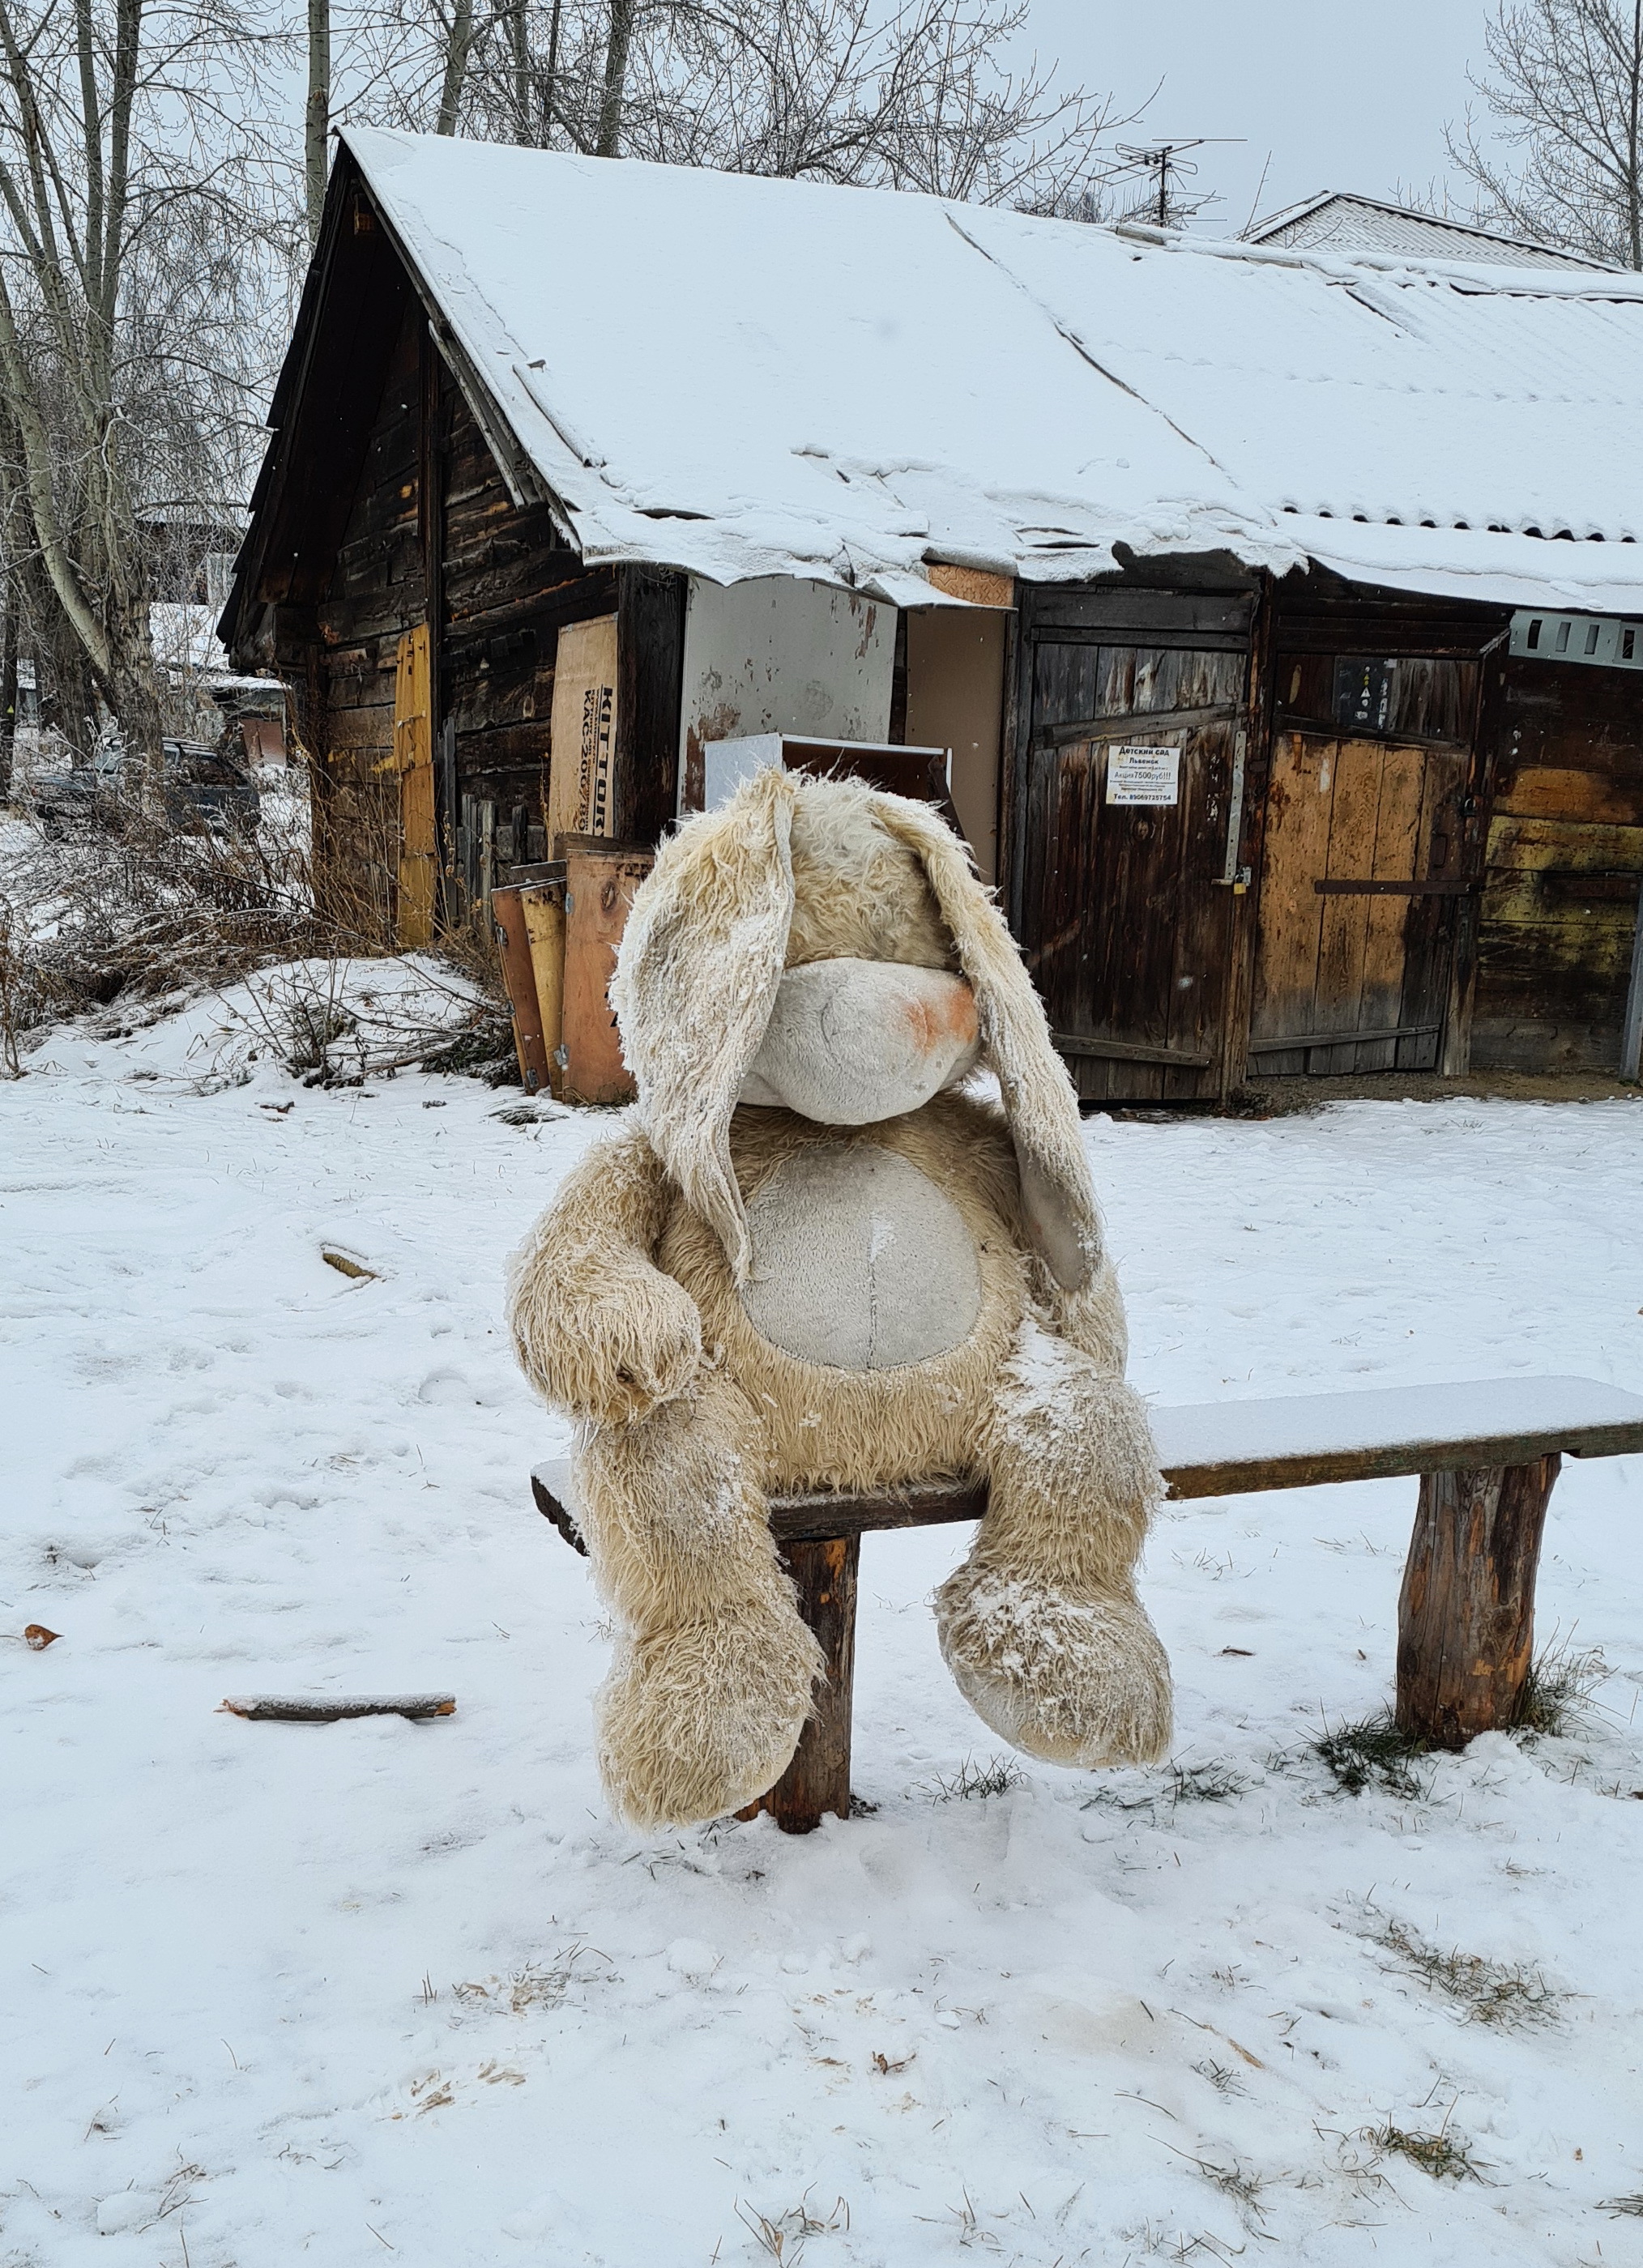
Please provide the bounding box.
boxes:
[32,738,260,838]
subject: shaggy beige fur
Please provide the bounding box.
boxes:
[512,770,1172,1828]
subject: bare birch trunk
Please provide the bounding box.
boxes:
[0,583,15,804]
[306,0,331,245]
[437,0,474,134]
[596,0,636,156]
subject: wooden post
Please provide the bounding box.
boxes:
[558,835,651,1105]
[491,883,553,1096]
[519,880,566,1100]
[743,1534,859,1834]
[1396,1455,1560,1747]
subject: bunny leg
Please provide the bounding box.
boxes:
[574,1373,823,1828]
[937,1323,1172,1767]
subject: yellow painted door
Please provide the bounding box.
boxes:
[395,625,435,948]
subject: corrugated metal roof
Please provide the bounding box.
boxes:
[342,128,1643,612]
[1247,190,1613,272]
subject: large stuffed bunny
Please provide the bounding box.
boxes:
[509,767,1171,1828]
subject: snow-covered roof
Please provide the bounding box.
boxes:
[344,126,1643,613]
[1245,190,1613,273]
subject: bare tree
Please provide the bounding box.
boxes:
[1449,0,1643,266]
[309,0,331,232]
[0,0,294,768]
[595,0,634,153]
[342,0,1116,213]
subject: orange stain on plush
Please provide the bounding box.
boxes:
[900,978,979,1056]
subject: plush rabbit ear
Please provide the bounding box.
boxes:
[872,795,1103,1293]
[610,768,796,1284]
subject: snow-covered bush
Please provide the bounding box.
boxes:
[0,766,511,1081]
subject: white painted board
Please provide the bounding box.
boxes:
[702,733,783,812]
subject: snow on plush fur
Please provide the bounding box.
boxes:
[510,769,1171,1828]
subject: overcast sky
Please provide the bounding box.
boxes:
[1022,0,1500,233]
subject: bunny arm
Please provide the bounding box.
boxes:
[508,1123,703,1427]
[1032,1251,1131,1379]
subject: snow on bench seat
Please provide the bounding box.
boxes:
[531,1375,1643,1545]
[1150,1374,1643,1500]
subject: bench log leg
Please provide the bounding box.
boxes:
[1396,1454,1560,1748]
[740,1534,859,1834]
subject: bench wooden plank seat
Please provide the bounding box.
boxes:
[1151,1376,1643,1499]
[530,1373,1643,1834]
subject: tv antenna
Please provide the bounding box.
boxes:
[1103,139,1243,229]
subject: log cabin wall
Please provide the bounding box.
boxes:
[437,373,617,911]
[282,265,681,930]
[1470,657,1643,1072]
[309,294,427,937]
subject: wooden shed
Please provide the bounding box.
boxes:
[223,130,1643,1100]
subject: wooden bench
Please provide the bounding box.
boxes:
[531,1374,1643,1832]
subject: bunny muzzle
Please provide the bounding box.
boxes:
[738,957,981,1125]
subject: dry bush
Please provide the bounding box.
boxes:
[1,768,325,1045]
[0,763,510,1081]
[220,956,510,1089]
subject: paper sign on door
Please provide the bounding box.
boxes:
[1107,744,1182,806]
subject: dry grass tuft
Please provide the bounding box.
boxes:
[1167,1762,1248,1805]
[1377,1917,1560,2030]
[1292,1639,1609,1801]
[734,2192,848,2260]
[1509,1636,1610,1737]
[452,1942,612,2014]
[1302,1709,1433,1800]
[1085,1760,1249,1816]
[919,1755,1025,1802]
[1359,2118,1486,2182]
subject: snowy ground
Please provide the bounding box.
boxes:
[5,986,1643,2268]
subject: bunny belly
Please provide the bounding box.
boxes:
[655,1096,1034,1494]
[739,1141,981,1370]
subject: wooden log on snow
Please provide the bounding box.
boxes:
[221,1694,456,1722]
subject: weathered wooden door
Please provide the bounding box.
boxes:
[1248,731,1471,1074]
[1010,588,1253,1103]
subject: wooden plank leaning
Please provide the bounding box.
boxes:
[531,1374,1643,1833]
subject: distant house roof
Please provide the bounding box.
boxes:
[282,131,1643,616]
[1246,190,1613,273]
